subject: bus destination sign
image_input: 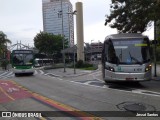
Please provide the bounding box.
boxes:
[13,50,32,54]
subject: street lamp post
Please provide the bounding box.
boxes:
[73,46,76,74]
[67,10,77,46]
[98,40,100,63]
[91,40,94,62]
[67,10,77,74]
[60,0,66,72]
[154,20,157,77]
[60,0,77,73]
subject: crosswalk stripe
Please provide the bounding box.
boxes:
[6,72,13,76]
[0,71,8,77]
[0,70,45,79]
[34,70,38,75]
[0,72,13,79]
[39,70,44,74]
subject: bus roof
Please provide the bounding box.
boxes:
[104,33,148,41]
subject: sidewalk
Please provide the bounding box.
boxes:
[152,64,160,81]
[43,64,160,80]
[43,67,99,78]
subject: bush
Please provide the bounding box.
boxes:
[75,60,83,68]
[150,46,160,62]
[75,60,93,68]
[156,47,160,61]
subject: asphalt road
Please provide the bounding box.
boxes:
[0,69,160,120]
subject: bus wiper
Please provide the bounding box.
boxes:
[129,51,142,65]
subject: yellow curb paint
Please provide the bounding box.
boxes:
[9,81,102,120]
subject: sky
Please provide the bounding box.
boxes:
[0,0,154,47]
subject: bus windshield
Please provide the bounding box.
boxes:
[106,39,151,64]
[13,53,34,66]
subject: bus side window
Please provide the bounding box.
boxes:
[102,43,108,62]
[105,46,108,61]
[102,49,105,63]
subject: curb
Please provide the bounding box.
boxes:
[44,68,100,78]
[46,71,91,78]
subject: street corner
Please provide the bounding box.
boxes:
[0,80,32,103]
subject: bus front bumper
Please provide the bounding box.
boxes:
[104,70,152,82]
[13,68,35,74]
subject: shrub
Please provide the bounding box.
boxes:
[75,60,84,68]
[75,60,93,68]
[156,47,160,61]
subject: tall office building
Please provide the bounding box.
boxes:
[42,0,74,47]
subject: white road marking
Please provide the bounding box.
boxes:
[34,70,38,75]
[39,70,44,74]
[0,71,8,77]
[132,89,160,97]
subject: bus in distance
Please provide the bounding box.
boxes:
[101,33,152,83]
[11,50,35,76]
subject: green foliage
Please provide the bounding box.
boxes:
[0,31,11,57]
[1,59,9,69]
[157,46,160,61]
[157,22,160,41]
[75,60,93,68]
[105,0,160,33]
[34,31,68,56]
[75,60,83,68]
[79,67,97,70]
[150,45,160,62]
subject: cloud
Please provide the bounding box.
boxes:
[71,0,111,26]
[83,22,117,43]
[0,0,43,46]
[72,0,114,43]
[0,0,154,48]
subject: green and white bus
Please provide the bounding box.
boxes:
[11,50,35,76]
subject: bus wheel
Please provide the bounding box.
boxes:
[15,73,19,77]
[30,73,34,76]
[104,81,110,84]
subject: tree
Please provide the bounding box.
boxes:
[0,31,11,58]
[33,31,68,57]
[105,0,160,33]
[157,21,160,41]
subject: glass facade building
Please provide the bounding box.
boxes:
[42,0,74,47]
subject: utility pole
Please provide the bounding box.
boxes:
[60,0,66,72]
[154,20,157,77]
[91,40,94,62]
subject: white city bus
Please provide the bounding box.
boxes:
[101,33,152,83]
[11,50,35,76]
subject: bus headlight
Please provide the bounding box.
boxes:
[145,64,152,72]
[105,65,115,72]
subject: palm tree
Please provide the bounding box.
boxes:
[0,31,11,58]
